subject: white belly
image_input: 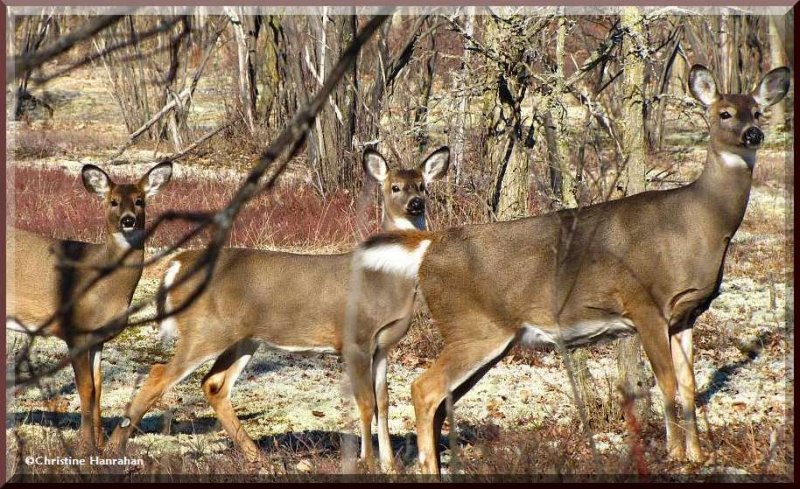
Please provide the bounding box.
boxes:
[262,340,337,355]
[520,318,636,349]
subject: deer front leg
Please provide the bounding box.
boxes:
[411,331,515,475]
[671,327,704,462]
[90,345,104,448]
[373,348,394,471]
[636,318,683,460]
[345,344,377,469]
[70,348,97,454]
[108,340,210,454]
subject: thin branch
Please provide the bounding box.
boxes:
[9,14,130,76]
[28,16,184,85]
[10,11,393,389]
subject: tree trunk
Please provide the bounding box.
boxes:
[717,15,731,93]
[227,7,257,133]
[616,6,652,426]
[312,11,329,193]
[768,16,786,130]
[414,26,437,149]
[546,17,577,207]
[452,7,475,185]
[338,13,359,191]
[491,74,531,221]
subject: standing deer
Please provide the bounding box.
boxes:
[7,162,173,452]
[107,147,449,470]
[346,65,790,473]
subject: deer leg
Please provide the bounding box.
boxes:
[107,340,217,454]
[90,344,104,448]
[201,338,260,461]
[347,344,377,468]
[372,347,394,471]
[411,330,515,475]
[70,348,96,454]
[636,317,683,460]
[671,326,704,462]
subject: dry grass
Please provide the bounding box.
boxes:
[6,147,792,482]
[9,413,792,482]
[12,123,124,160]
[8,165,380,251]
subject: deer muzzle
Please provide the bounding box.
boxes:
[407,197,425,216]
[743,127,764,148]
[120,214,136,231]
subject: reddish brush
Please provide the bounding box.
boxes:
[9,165,385,251]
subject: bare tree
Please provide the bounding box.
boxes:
[617,6,653,425]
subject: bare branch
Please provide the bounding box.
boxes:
[10,12,392,389]
[9,14,130,77]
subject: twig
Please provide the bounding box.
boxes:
[9,14,130,76]
[10,11,393,389]
[28,16,184,85]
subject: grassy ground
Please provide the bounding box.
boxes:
[5,64,794,481]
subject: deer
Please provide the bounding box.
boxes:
[345,65,790,474]
[6,162,173,453]
[107,147,450,470]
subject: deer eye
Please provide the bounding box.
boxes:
[110,200,119,207]
[135,198,145,207]
[391,185,400,193]
[419,183,426,192]
[720,111,732,120]
[754,111,762,120]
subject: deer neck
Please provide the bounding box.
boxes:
[103,228,146,267]
[693,142,755,233]
[383,213,426,231]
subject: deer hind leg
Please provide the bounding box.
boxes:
[670,326,703,462]
[107,339,219,454]
[411,326,515,475]
[201,338,260,461]
[634,311,683,460]
[90,344,104,448]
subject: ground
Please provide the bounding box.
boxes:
[4,62,794,481]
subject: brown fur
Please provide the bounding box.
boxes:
[347,65,790,474]
[7,162,172,453]
[108,148,449,470]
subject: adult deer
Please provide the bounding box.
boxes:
[107,147,449,469]
[7,162,173,452]
[347,65,790,473]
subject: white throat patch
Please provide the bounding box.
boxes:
[388,215,425,231]
[358,240,431,279]
[719,151,754,170]
[113,230,145,250]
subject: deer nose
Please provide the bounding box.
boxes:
[407,197,425,215]
[743,127,764,147]
[120,215,136,230]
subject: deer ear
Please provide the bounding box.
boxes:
[140,161,173,198]
[753,67,791,107]
[363,149,389,183]
[81,164,112,199]
[419,146,450,184]
[689,64,720,107]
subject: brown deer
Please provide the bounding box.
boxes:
[345,65,790,473]
[7,162,173,453]
[107,147,449,469]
